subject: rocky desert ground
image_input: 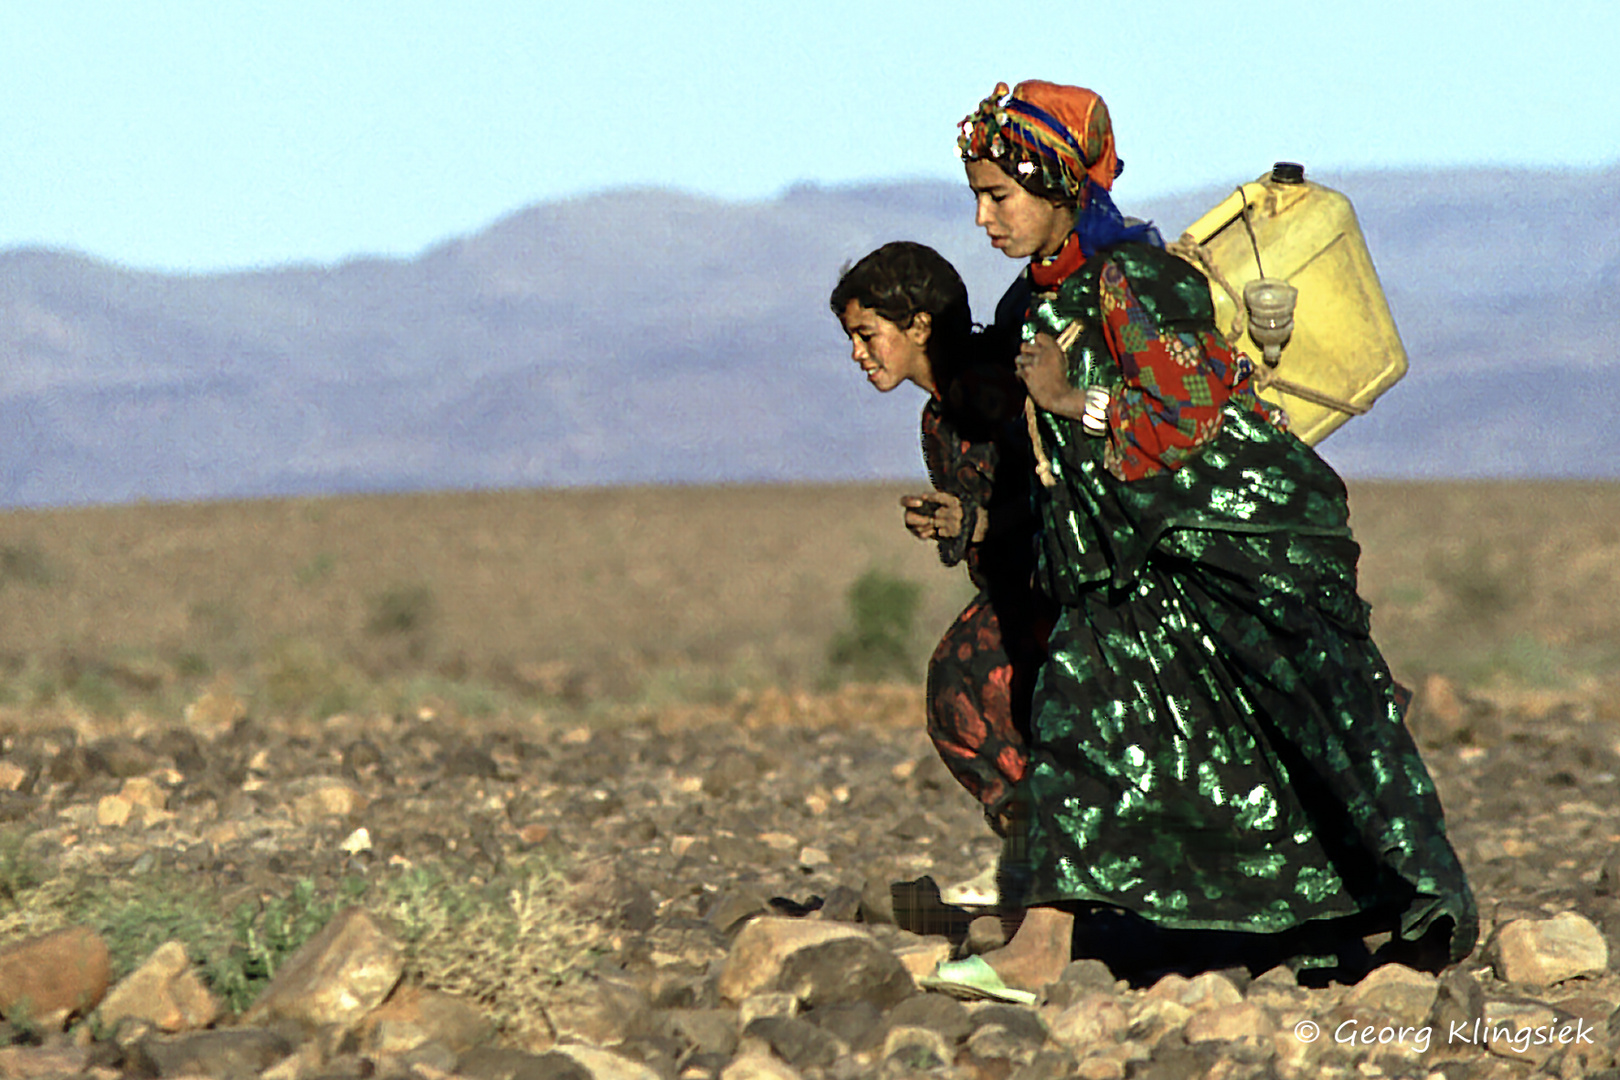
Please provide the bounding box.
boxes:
[1,482,1618,1079]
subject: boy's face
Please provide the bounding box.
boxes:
[965,159,1073,260]
[839,301,933,395]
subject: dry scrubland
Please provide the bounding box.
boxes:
[1,481,1619,1067]
[2,481,1617,721]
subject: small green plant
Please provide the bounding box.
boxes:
[260,638,362,719]
[0,830,42,906]
[65,669,123,717]
[1429,540,1529,625]
[826,566,922,682]
[63,871,355,1014]
[294,552,336,586]
[371,855,601,1037]
[0,542,53,589]
[216,877,360,1012]
[366,583,436,637]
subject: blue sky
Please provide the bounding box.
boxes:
[6,0,1617,272]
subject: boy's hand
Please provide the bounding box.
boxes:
[900,492,964,540]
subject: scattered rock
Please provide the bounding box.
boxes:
[1179,970,1244,1012]
[551,1043,665,1080]
[457,1046,592,1080]
[887,992,973,1045]
[0,926,111,1029]
[882,1024,954,1072]
[243,906,402,1029]
[97,940,221,1032]
[741,1015,841,1071]
[6,678,1620,1079]
[718,918,898,1005]
[890,936,951,982]
[547,977,652,1047]
[719,1049,804,1080]
[357,984,493,1055]
[1044,990,1129,1053]
[1183,1002,1276,1045]
[1412,673,1469,746]
[1493,911,1610,986]
[127,1028,297,1080]
[0,1044,88,1079]
[285,777,367,823]
[1343,962,1439,1025]
[964,914,1006,955]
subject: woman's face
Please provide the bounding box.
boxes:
[838,301,934,394]
[965,159,1073,260]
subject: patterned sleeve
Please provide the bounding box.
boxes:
[920,402,992,569]
[1096,259,1247,481]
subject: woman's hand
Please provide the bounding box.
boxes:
[1016,332,1088,419]
[900,491,964,540]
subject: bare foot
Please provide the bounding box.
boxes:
[977,904,1074,991]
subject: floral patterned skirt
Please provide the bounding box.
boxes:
[924,580,1051,826]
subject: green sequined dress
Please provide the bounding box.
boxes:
[1008,242,1477,964]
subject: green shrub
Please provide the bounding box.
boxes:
[1429,540,1528,624]
[826,567,922,682]
[260,638,362,719]
[294,552,337,586]
[366,583,436,637]
[0,542,53,589]
[0,829,42,905]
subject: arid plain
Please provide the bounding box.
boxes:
[1,481,1619,1078]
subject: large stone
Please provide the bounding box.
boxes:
[1044,958,1119,1009]
[0,926,111,1029]
[1344,962,1439,1025]
[1180,971,1244,1012]
[127,1028,297,1080]
[547,977,651,1046]
[1036,990,1127,1049]
[882,1025,954,1073]
[1183,1002,1276,1045]
[718,918,912,1008]
[802,1000,885,1055]
[456,1046,591,1080]
[119,776,168,811]
[1493,912,1610,986]
[737,992,799,1028]
[286,777,368,824]
[964,1019,1043,1068]
[1125,996,1192,1047]
[243,906,402,1029]
[964,915,1006,955]
[95,794,133,828]
[0,1045,88,1078]
[719,1050,804,1080]
[887,991,973,1045]
[741,1015,842,1071]
[551,1044,664,1080]
[660,1008,741,1060]
[1410,673,1470,746]
[1478,999,1562,1065]
[890,937,951,982]
[97,941,221,1032]
[357,984,492,1055]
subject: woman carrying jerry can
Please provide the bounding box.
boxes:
[923,80,1477,999]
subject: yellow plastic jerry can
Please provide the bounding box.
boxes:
[1176,163,1407,445]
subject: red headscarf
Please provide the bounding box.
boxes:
[957,80,1121,200]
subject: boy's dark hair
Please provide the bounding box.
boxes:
[829,242,972,355]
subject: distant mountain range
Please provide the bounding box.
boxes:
[3,165,1617,508]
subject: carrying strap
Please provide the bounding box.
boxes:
[1024,320,1084,489]
[1169,231,1368,417]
